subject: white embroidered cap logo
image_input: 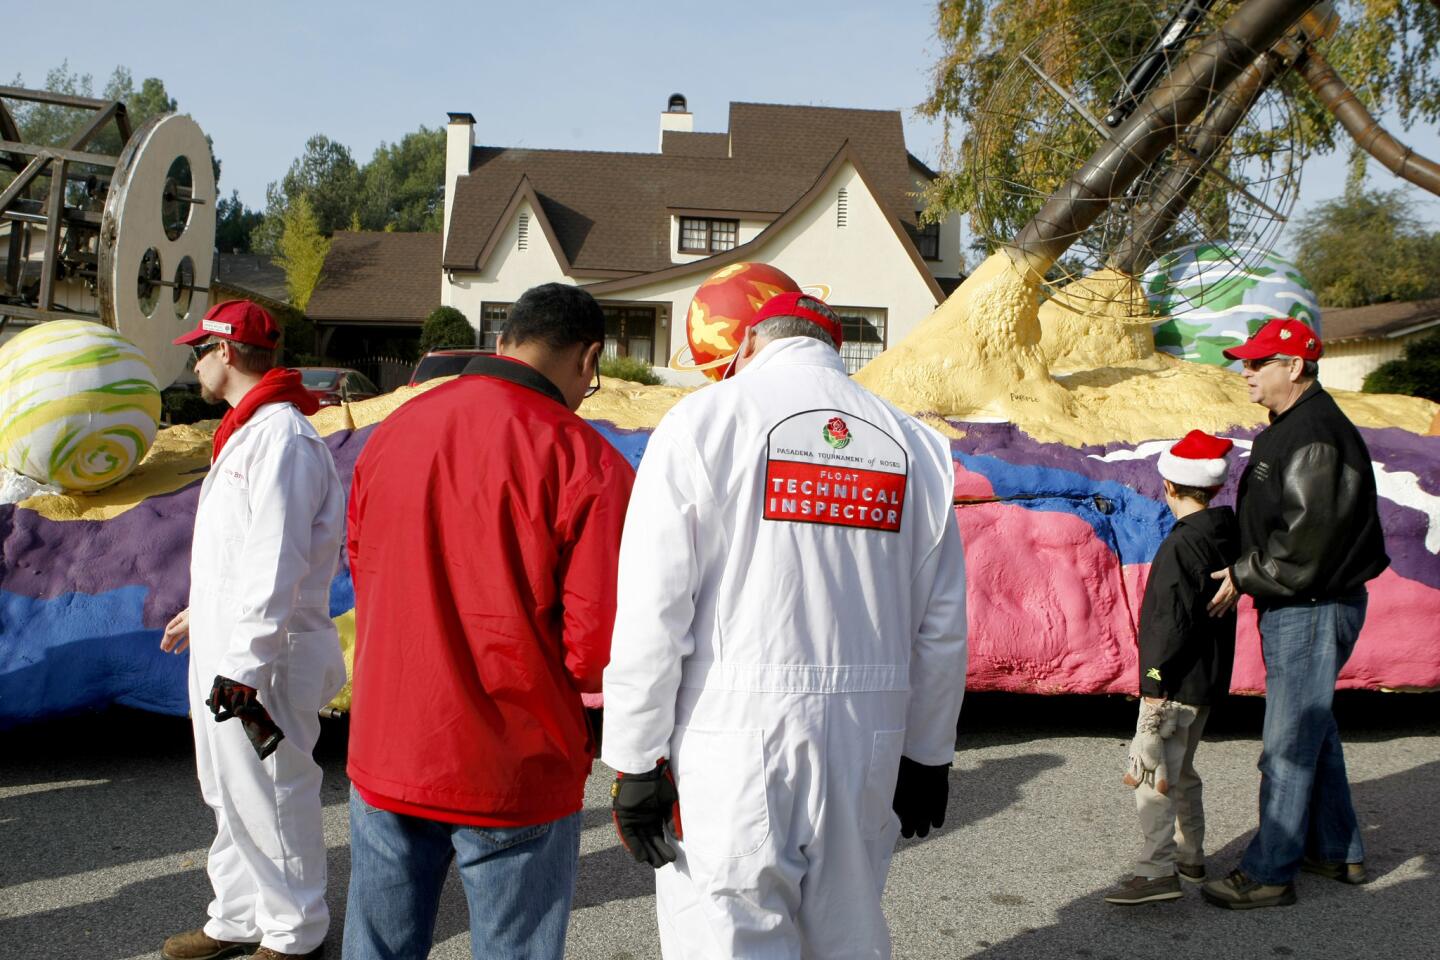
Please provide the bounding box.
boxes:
[202,319,234,335]
[1278,328,1292,340]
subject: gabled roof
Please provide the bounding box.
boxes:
[443,101,928,276]
[214,254,289,305]
[308,231,442,323]
[582,141,945,303]
[1322,298,1440,343]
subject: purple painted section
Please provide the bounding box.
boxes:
[0,425,375,627]
[947,421,1440,591]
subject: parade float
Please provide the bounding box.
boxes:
[2,0,1437,725]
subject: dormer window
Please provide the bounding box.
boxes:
[915,213,940,260]
[680,217,738,254]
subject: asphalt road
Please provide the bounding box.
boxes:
[3,693,1436,960]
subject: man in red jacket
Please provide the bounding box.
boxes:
[342,283,634,960]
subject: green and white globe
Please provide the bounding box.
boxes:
[0,320,162,492]
[1143,242,1321,370]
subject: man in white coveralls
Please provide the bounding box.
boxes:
[602,291,969,959]
[159,299,348,960]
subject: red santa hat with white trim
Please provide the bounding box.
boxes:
[1158,430,1234,489]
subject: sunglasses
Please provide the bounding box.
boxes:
[191,340,222,365]
[583,365,601,399]
[1241,356,1291,373]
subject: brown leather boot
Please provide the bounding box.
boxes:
[252,946,324,959]
[161,928,260,960]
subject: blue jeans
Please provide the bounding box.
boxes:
[1239,594,1367,885]
[342,787,581,960]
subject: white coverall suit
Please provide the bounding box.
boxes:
[602,337,969,960]
[187,402,347,955]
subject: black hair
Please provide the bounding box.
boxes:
[504,283,605,349]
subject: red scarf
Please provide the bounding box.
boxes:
[212,367,321,461]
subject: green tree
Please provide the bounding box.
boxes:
[215,190,264,253]
[1361,330,1440,401]
[419,306,476,352]
[918,1,1440,235]
[275,195,330,312]
[253,135,361,251]
[1293,187,1440,307]
[357,126,447,232]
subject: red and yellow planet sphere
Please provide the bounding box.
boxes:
[670,262,800,381]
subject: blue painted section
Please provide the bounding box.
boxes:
[0,586,188,727]
[954,452,1173,565]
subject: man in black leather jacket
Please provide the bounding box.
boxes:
[1202,318,1389,910]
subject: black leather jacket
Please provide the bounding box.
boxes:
[1233,383,1389,605]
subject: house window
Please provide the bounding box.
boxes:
[915,214,940,260]
[679,217,739,254]
[480,302,510,351]
[835,306,887,374]
[601,304,658,364]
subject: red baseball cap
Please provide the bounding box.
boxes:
[173,299,281,349]
[723,292,845,379]
[1222,318,1322,362]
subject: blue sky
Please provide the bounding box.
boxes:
[8,0,1438,259]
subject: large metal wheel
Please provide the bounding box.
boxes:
[98,113,216,385]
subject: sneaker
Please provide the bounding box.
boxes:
[1201,869,1296,910]
[161,929,260,960]
[1103,873,1183,905]
[1177,862,1207,883]
[1301,857,1368,885]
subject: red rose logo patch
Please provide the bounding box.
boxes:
[823,416,851,449]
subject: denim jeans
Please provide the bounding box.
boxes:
[342,787,581,960]
[1239,594,1367,885]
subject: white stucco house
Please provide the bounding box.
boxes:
[435,95,964,381]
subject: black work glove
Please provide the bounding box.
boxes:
[892,755,951,839]
[611,759,681,868]
[207,675,285,761]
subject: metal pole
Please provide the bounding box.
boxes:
[1297,48,1440,197]
[1012,0,1317,271]
[1109,49,1288,274]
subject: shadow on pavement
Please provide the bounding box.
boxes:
[958,760,1440,960]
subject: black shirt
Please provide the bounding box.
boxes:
[1137,506,1239,706]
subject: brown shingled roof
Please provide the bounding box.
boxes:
[1321,298,1440,343]
[443,102,924,275]
[307,231,442,323]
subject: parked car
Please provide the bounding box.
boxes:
[296,367,382,407]
[408,348,493,386]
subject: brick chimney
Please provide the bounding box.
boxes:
[658,93,692,152]
[444,112,476,238]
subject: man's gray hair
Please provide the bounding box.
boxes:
[751,316,836,350]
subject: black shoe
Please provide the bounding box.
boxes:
[1103,874,1183,905]
[1201,869,1296,909]
[1301,857,1368,885]
[1177,861,1206,883]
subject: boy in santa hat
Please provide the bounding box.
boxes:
[1104,430,1240,906]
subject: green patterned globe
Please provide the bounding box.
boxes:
[0,320,162,492]
[1143,243,1321,369]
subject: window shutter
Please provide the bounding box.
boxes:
[837,188,848,228]
[518,213,530,250]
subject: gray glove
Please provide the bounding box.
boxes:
[1123,699,1178,795]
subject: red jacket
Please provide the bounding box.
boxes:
[346,358,634,826]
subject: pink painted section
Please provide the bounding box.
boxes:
[1230,567,1440,694]
[953,462,996,500]
[955,501,1440,695]
[954,501,1137,694]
